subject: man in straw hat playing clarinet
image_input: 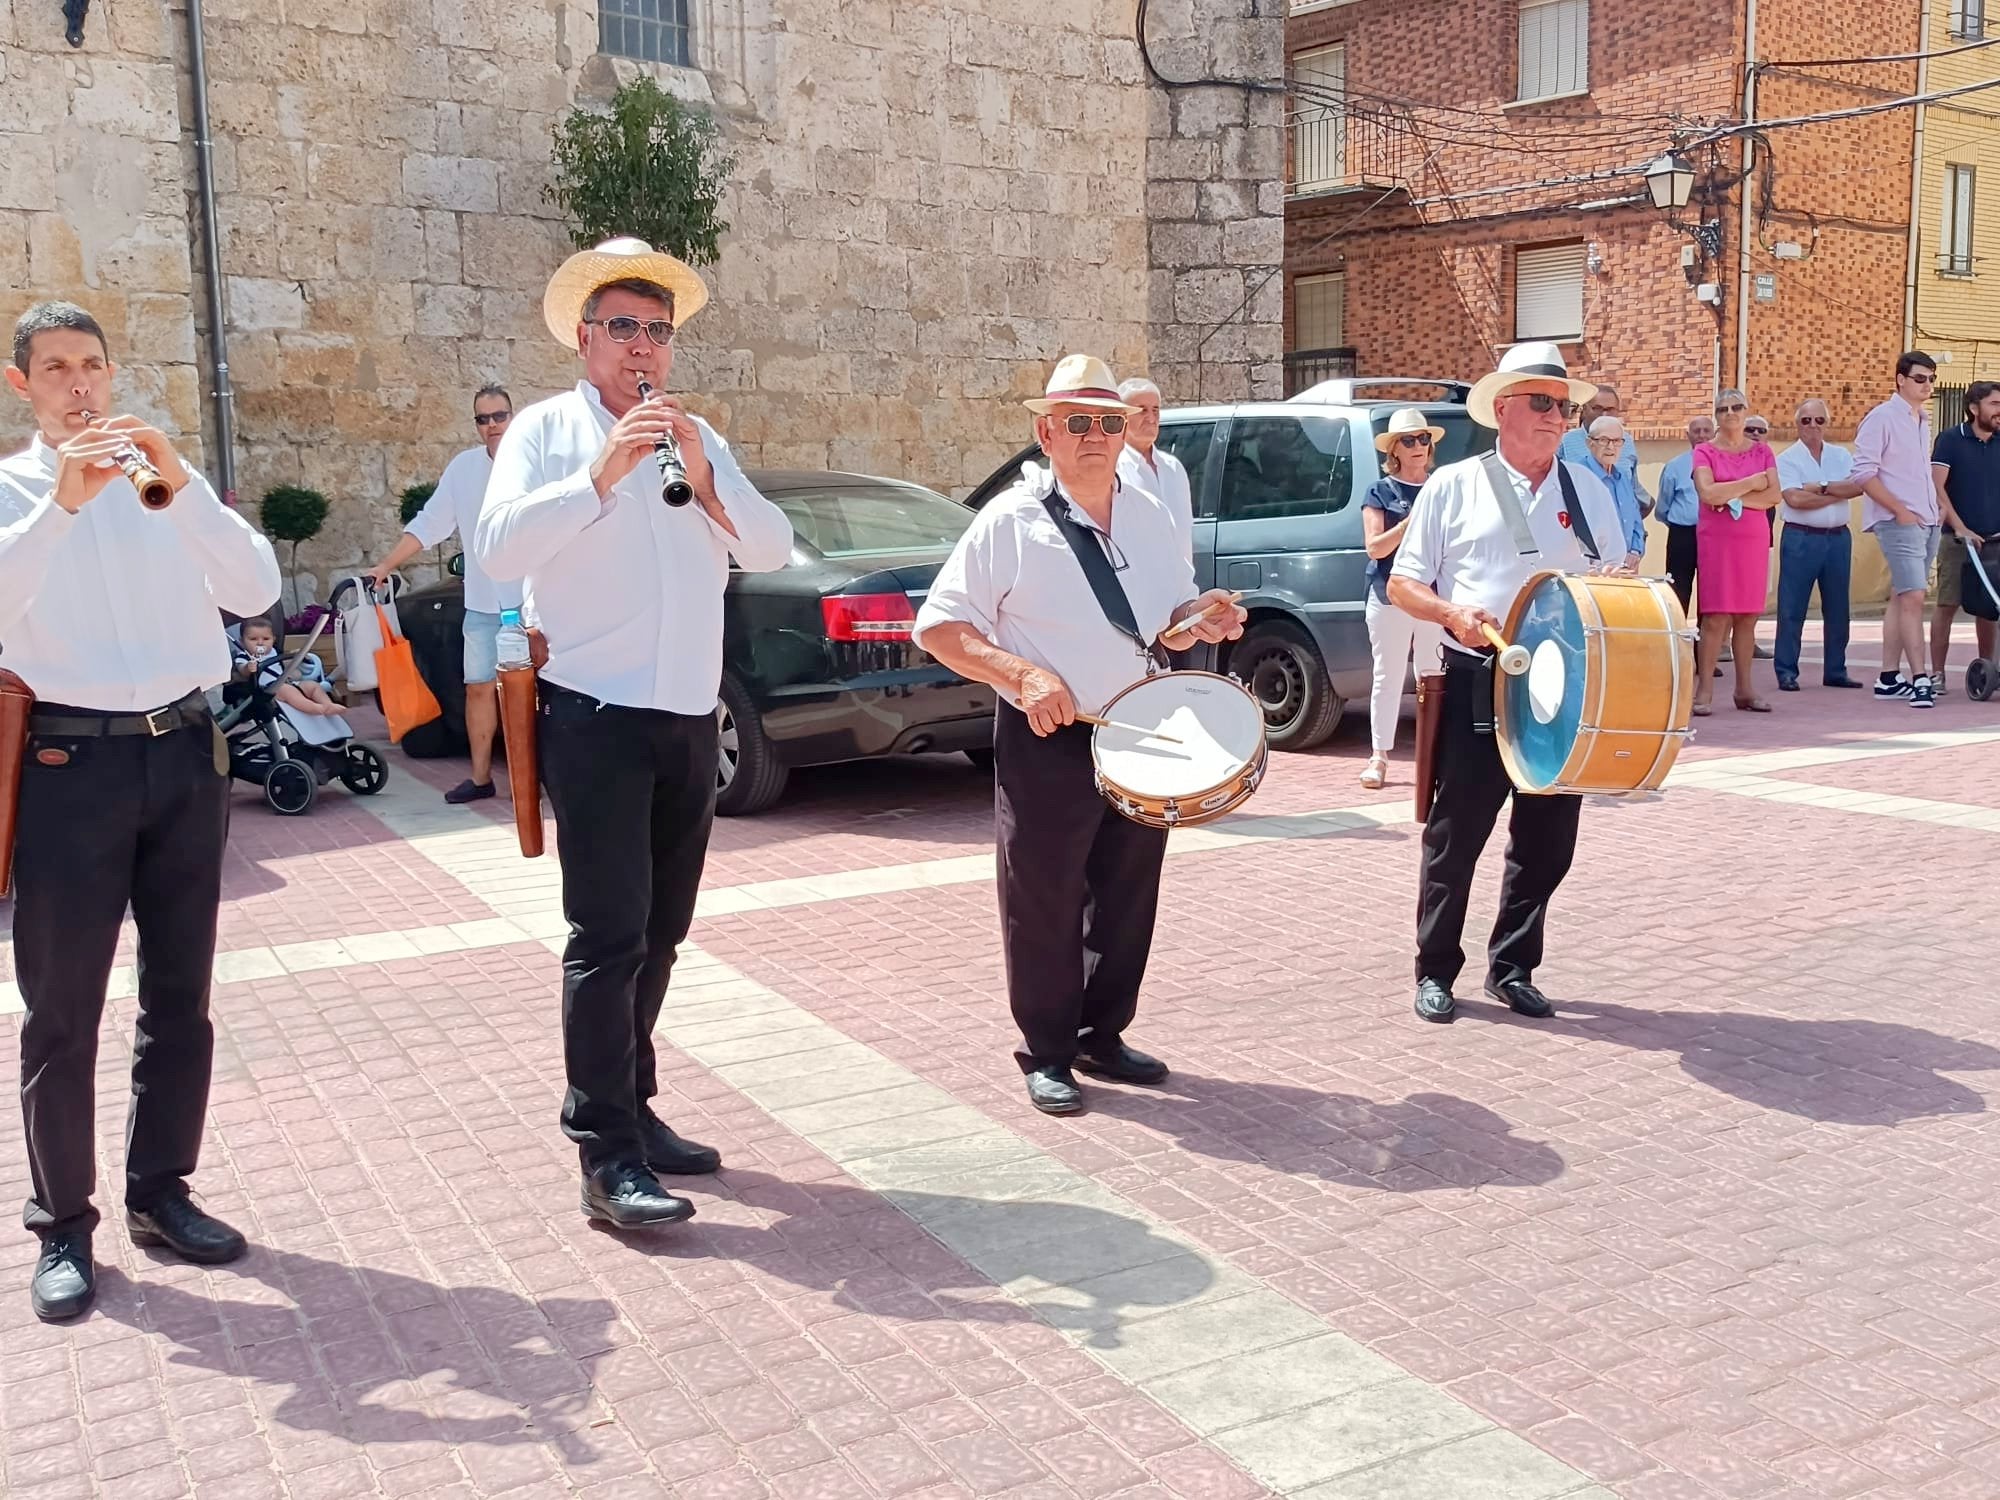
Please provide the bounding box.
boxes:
[1388,342,1626,1027]
[916,356,1246,1116]
[474,239,792,1230]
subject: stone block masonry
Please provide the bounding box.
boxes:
[0,0,1284,598]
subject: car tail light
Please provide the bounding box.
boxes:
[821,592,917,642]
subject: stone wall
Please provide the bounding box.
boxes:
[2,0,1286,598]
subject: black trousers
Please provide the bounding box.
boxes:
[1416,655,1581,990]
[994,706,1168,1071]
[1665,523,1698,616]
[537,682,717,1172]
[14,710,228,1239]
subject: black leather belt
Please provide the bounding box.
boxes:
[30,690,212,738]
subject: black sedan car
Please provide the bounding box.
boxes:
[396,469,995,814]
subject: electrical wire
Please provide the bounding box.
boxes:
[1688,72,2000,143]
[1761,33,2000,69]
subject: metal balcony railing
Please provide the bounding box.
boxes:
[1283,348,1359,395]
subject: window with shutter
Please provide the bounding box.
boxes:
[1942,166,1977,276]
[1290,45,1347,191]
[1517,0,1589,101]
[1514,243,1585,341]
[1294,273,1345,350]
[1951,0,1986,39]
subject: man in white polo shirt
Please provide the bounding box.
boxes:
[367,384,519,803]
[916,356,1243,1117]
[1114,376,1194,564]
[1773,398,1864,692]
[1389,342,1626,1028]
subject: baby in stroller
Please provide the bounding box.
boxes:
[216,611,387,814]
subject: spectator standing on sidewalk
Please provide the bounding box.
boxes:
[1656,414,1714,614]
[1560,383,1654,519]
[1358,407,1446,790]
[1929,381,2000,692]
[1851,351,1943,707]
[1773,399,1864,691]
[1581,416,1647,571]
[1690,389,1781,715]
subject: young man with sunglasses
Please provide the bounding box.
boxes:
[1851,352,1943,705]
[367,384,518,802]
[1389,342,1627,1027]
[1774,398,1864,691]
[473,240,793,1231]
[916,356,1245,1116]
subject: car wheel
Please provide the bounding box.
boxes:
[262,759,317,816]
[338,743,388,795]
[1228,619,1344,751]
[715,673,788,816]
[964,747,995,773]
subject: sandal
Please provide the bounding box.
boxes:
[1734,697,1773,713]
[1359,755,1388,790]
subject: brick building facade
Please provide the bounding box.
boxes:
[0,0,1282,595]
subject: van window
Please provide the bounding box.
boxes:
[1155,421,1217,510]
[1219,415,1354,521]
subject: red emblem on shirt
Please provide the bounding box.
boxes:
[1557,510,1573,529]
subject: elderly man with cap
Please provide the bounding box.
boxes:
[916,356,1245,1116]
[473,239,793,1230]
[1388,342,1626,1026]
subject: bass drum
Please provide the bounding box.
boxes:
[1495,570,1694,795]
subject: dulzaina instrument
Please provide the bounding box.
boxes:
[78,411,173,510]
[1091,670,1267,829]
[634,380,694,506]
[1493,570,1695,796]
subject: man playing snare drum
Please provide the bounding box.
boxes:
[1388,342,1627,1027]
[915,356,1244,1116]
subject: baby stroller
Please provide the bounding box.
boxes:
[216,609,389,815]
[1963,539,2000,703]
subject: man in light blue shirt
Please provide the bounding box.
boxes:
[1654,414,1714,613]
[1581,417,1647,569]
[1560,384,1653,516]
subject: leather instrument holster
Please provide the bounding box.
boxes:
[497,627,550,858]
[1413,670,1445,824]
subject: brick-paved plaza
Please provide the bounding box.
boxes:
[4,623,2000,1500]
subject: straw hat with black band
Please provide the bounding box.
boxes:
[1466,341,1598,429]
[1375,406,1447,464]
[542,237,710,351]
[1023,355,1140,416]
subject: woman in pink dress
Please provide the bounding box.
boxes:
[1691,388,1781,713]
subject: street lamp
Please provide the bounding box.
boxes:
[1644,151,1723,264]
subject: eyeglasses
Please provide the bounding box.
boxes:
[1797,415,1828,426]
[473,411,511,427]
[1716,402,1747,414]
[1520,394,1579,417]
[585,316,675,345]
[1062,413,1127,435]
[1904,370,1937,385]
[1745,428,1769,437]
[1396,433,1433,449]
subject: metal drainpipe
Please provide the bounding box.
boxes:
[1904,3,1932,349]
[1733,0,1758,392]
[185,0,238,504]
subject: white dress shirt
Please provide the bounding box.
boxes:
[914,473,1195,717]
[405,446,521,615]
[1117,444,1195,564]
[472,382,793,713]
[1391,450,1625,656]
[1775,440,1855,530]
[0,436,281,711]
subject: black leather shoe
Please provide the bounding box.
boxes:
[128,1195,247,1265]
[1777,676,1800,692]
[1026,1067,1084,1115]
[1486,979,1556,1019]
[1415,978,1457,1024]
[641,1113,722,1176]
[581,1163,695,1229]
[30,1234,94,1322]
[1077,1043,1169,1086]
[1824,676,1865,689]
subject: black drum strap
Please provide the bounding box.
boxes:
[1036,481,1169,673]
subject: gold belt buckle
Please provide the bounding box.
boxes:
[144,706,175,736]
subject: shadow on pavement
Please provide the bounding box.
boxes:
[1083,1075,1566,1190]
[1520,999,2000,1125]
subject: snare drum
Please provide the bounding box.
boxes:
[1494,570,1695,795]
[1091,671,1267,829]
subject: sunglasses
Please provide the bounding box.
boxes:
[1716,402,1747,414]
[473,410,511,427]
[1396,433,1433,449]
[1061,413,1126,435]
[1798,415,1827,426]
[585,316,676,345]
[1519,393,1579,417]
[1905,371,1937,384]
[1745,427,1769,437]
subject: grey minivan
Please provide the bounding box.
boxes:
[962,378,1496,750]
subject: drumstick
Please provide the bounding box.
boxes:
[1480,624,1532,677]
[1161,591,1246,642]
[1008,701,1183,744]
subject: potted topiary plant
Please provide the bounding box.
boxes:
[261,484,330,621]
[544,76,734,263]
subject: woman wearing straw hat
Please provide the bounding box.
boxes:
[1359,408,1447,790]
[473,239,794,1231]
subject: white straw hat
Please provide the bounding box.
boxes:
[1375,406,1448,453]
[1467,342,1598,429]
[1023,355,1140,415]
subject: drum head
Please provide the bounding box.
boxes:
[1095,673,1265,799]
[1500,575,1586,791]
